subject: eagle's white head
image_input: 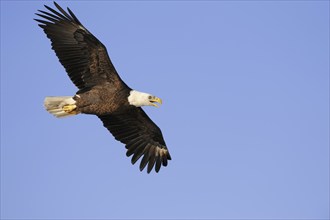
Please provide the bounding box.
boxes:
[128,90,162,107]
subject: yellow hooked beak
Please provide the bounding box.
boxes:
[150,97,162,107]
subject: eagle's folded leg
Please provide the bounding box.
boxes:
[63,104,77,114]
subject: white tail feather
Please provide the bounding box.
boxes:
[44,96,77,118]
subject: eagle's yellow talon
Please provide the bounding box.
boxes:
[62,104,77,113]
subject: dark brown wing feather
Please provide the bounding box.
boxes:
[35,2,127,90]
[98,108,171,173]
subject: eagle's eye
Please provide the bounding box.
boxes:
[148,96,152,99]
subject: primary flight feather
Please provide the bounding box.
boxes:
[35,2,171,173]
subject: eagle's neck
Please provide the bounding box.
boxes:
[128,90,150,107]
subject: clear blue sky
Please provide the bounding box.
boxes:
[1,1,329,219]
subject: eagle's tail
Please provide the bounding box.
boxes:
[44,96,78,118]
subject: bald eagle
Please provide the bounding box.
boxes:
[35,2,171,173]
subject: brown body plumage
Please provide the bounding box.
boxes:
[74,86,130,115]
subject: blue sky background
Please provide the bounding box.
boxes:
[1,1,329,219]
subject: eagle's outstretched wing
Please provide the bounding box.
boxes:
[98,108,171,173]
[35,2,127,91]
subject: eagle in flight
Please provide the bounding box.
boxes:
[35,2,171,173]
